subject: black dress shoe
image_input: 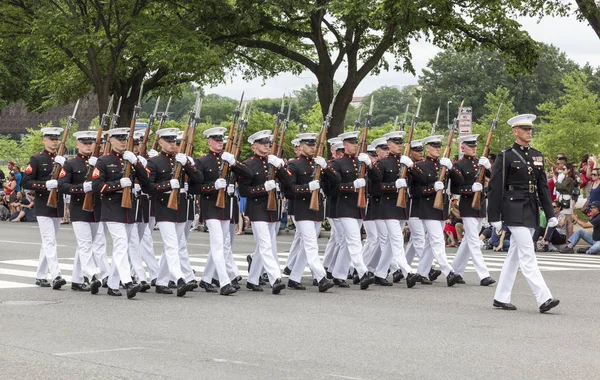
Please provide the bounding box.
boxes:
[374,276,393,286]
[480,277,496,287]
[420,276,433,285]
[188,280,199,290]
[318,277,334,292]
[90,279,102,295]
[360,272,376,290]
[52,276,67,290]
[139,281,151,293]
[539,298,560,313]
[220,284,237,296]
[71,283,91,292]
[199,280,218,293]
[107,287,122,296]
[235,275,243,282]
[406,273,420,289]
[35,279,51,287]
[246,282,263,292]
[168,280,177,289]
[259,277,267,286]
[261,273,269,283]
[312,279,318,286]
[101,277,108,288]
[125,282,141,299]
[326,271,333,280]
[333,278,350,288]
[493,299,517,310]
[392,270,404,283]
[155,285,173,294]
[150,278,157,287]
[455,275,466,284]
[446,272,459,287]
[283,266,291,276]
[352,270,360,285]
[429,269,442,282]
[246,254,253,272]
[288,280,306,290]
[231,278,241,290]
[211,278,221,288]
[177,280,195,297]
[272,278,286,294]
[347,272,354,280]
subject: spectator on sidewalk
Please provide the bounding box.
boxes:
[559,200,600,255]
[580,154,595,199]
[538,201,567,252]
[554,162,577,238]
[8,162,22,192]
[10,191,36,222]
[584,168,600,213]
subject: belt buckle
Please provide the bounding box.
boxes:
[528,184,535,193]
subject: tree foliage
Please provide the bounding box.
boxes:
[471,87,518,155]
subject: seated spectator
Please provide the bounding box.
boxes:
[8,162,21,192]
[490,225,511,252]
[538,201,567,252]
[444,200,462,247]
[559,200,600,255]
[584,168,600,213]
[10,191,36,222]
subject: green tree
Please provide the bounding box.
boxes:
[535,72,600,160]
[471,87,518,155]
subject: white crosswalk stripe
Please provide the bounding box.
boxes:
[1,251,599,289]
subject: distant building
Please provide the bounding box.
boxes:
[349,96,365,108]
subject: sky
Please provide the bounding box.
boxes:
[206,13,600,100]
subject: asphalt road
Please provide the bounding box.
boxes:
[1,222,599,380]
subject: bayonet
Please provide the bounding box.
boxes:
[111,96,123,127]
[432,107,440,135]
[393,116,398,130]
[400,104,409,131]
[491,102,503,131]
[152,96,160,118]
[415,97,422,119]
[70,99,80,122]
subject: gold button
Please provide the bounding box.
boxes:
[510,198,513,200]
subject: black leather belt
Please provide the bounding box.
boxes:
[507,184,536,193]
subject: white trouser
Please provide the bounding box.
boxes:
[247,221,281,285]
[422,220,454,276]
[224,223,240,279]
[286,216,302,270]
[36,216,62,279]
[105,222,134,289]
[92,222,110,280]
[405,218,425,266]
[452,217,490,279]
[179,219,195,282]
[141,217,158,280]
[375,220,389,270]
[333,218,368,279]
[323,218,341,270]
[156,221,185,287]
[494,227,552,307]
[289,220,327,283]
[71,221,99,283]
[127,223,148,282]
[201,219,232,286]
[378,220,412,278]
[362,220,380,272]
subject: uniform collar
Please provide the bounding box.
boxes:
[514,142,530,151]
[161,152,175,158]
[43,149,56,157]
[463,154,475,159]
[77,153,89,159]
[300,154,313,161]
[254,154,267,161]
[389,153,402,159]
[111,150,123,158]
[426,156,439,162]
[209,150,221,158]
[343,153,355,159]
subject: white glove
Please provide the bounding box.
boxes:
[148,149,159,158]
[215,178,227,190]
[353,178,366,189]
[440,157,453,170]
[491,221,502,231]
[83,181,93,193]
[88,156,97,167]
[309,180,320,191]
[268,155,283,168]
[133,183,141,195]
[547,217,558,228]
[314,156,327,169]
[175,153,187,166]
[400,155,413,168]
[478,157,491,170]
[45,179,58,189]
[472,182,483,192]
[54,155,66,166]
[123,151,137,165]
[264,180,276,191]
[358,153,371,165]
[137,156,147,168]
[222,152,236,166]
[227,184,235,195]
[395,178,407,189]
[187,156,195,166]
[434,181,444,191]
[276,183,281,192]
[556,173,565,184]
[120,177,132,188]
[183,182,189,194]
[169,179,180,189]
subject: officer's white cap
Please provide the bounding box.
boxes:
[133,130,150,141]
[507,114,536,128]
[291,138,301,147]
[327,137,342,145]
[410,139,424,149]
[367,144,376,153]
[176,130,185,141]
[203,127,227,139]
[338,131,360,141]
[458,134,479,145]
[383,131,406,141]
[421,135,444,145]
[333,142,344,150]
[156,128,180,141]
[73,131,97,141]
[372,137,388,148]
[248,130,273,144]
[296,133,318,143]
[41,127,63,137]
[107,128,130,137]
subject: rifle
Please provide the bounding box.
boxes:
[82,96,114,212]
[431,107,440,135]
[310,97,334,211]
[47,99,80,208]
[121,84,144,209]
[216,92,245,208]
[140,96,160,158]
[167,94,201,210]
[103,96,122,155]
[433,100,464,210]
[266,96,287,211]
[354,106,363,131]
[356,96,374,209]
[150,96,172,153]
[472,103,502,209]
[396,97,421,208]
[399,104,409,131]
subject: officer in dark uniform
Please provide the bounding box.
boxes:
[283,138,301,276]
[410,135,461,287]
[144,128,200,297]
[322,139,344,277]
[57,130,103,294]
[449,134,495,286]
[488,114,559,313]
[285,133,336,292]
[237,130,289,294]
[22,127,67,290]
[361,141,383,280]
[91,128,150,299]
